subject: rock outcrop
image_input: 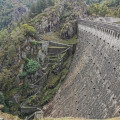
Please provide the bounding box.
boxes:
[13,6,28,22]
[60,21,77,39]
[30,0,87,39]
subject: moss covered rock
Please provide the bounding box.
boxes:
[60,21,77,39]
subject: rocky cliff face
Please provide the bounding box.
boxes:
[0,0,36,30]
[12,6,28,22]
[30,0,87,39]
[0,0,87,117]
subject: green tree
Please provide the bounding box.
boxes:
[48,0,54,6]
[0,92,9,112]
[117,8,120,17]
[30,4,36,14]
[29,4,37,18]
[19,72,27,79]
[36,0,42,14]
[99,5,108,16]
[0,92,5,105]
[93,4,100,16]
[0,29,9,46]
[21,24,36,37]
[10,26,25,44]
[0,69,12,91]
[40,0,47,10]
[8,101,14,107]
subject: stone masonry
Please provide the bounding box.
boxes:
[46,20,120,119]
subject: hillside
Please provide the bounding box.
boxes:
[0,0,86,119]
[0,0,36,30]
[0,0,120,119]
[87,0,120,17]
[86,0,120,6]
[0,105,21,120]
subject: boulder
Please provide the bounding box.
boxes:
[60,21,77,39]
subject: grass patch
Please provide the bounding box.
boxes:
[40,32,77,45]
[49,57,58,61]
[47,54,58,58]
[60,52,66,58]
[49,46,66,49]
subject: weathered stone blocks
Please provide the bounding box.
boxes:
[47,20,120,119]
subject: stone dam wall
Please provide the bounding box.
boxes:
[46,20,120,119]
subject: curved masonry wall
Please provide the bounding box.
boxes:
[48,20,120,119]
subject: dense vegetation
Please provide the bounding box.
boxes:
[0,0,54,30]
[19,59,40,79]
[29,0,54,18]
[0,23,37,115]
[87,0,120,17]
[0,0,56,116]
[0,0,36,30]
[86,0,103,4]
[0,0,119,118]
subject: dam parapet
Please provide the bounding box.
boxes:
[44,19,120,119]
[78,20,120,51]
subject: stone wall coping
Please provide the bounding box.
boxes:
[78,19,120,38]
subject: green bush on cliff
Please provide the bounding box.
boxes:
[8,101,14,107]
[0,29,9,46]
[25,59,40,74]
[21,24,36,37]
[0,92,5,105]
[0,92,9,112]
[29,0,54,18]
[30,40,37,45]
[87,0,120,17]
[19,59,40,79]
[19,72,28,79]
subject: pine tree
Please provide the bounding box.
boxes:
[31,4,36,14]
[36,0,42,14]
[29,10,33,18]
[48,0,54,6]
[29,4,37,18]
[0,92,5,105]
[41,0,47,10]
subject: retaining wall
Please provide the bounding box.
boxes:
[48,47,67,54]
[21,107,40,116]
[49,41,70,47]
[48,20,120,119]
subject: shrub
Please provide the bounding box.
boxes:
[21,24,36,37]
[25,59,40,74]
[8,101,14,107]
[0,92,5,105]
[0,92,9,112]
[64,3,69,8]
[30,40,37,45]
[19,72,27,79]
[2,105,9,112]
